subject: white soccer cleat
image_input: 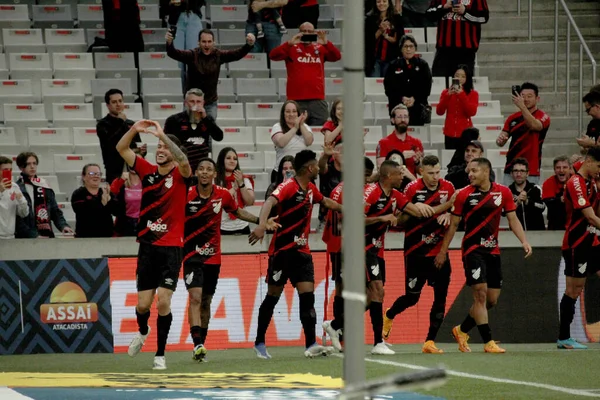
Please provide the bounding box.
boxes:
[152,356,167,370]
[304,343,335,358]
[371,342,395,355]
[128,327,151,357]
[322,321,342,352]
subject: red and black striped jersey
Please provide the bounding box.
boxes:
[452,183,516,256]
[403,178,455,257]
[428,0,489,51]
[268,178,323,256]
[502,109,551,176]
[364,183,409,254]
[562,173,597,251]
[183,185,237,265]
[322,182,344,253]
[133,156,188,247]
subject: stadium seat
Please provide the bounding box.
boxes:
[73,127,100,154]
[416,51,434,67]
[0,79,37,122]
[45,28,87,53]
[41,174,64,199]
[248,172,269,194]
[28,127,73,160]
[236,78,278,103]
[54,153,100,173]
[246,102,280,127]
[138,52,179,79]
[122,103,143,121]
[51,103,95,128]
[255,126,274,152]
[365,78,386,102]
[146,102,182,122]
[270,60,286,79]
[426,27,437,51]
[216,29,246,50]
[85,28,104,46]
[32,5,73,29]
[333,5,344,28]
[404,28,426,47]
[373,101,390,126]
[440,149,454,168]
[209,5,247,29]
[0,54,8,80]
[141,28,167,52]
[325,78,344,102]
[477,124,503,143]
[94,52,139,93]
[485,149,507,169]
[77,4,104,29]
[3,103,48,139]
[141,77,182,103]
[0,5,31,29]
[217,78,236,103]
[429,125,444,146]
[57,202,75,223]
[41,79,85,118]
[8,53,53,98]
[138,4,160,27]
[318,5,335,28]
[264,150,276,171]
[91,78,133,118]
[0,126,21,154]
[408,126,430,145]
[52,52,96,94]
[363,126,384,147]
[216,126,254,152]
[217,103,245,126]
[228,53,269,79]
[472,76,490,93]
[2,29,45,53]
[431,77,446,97]
[236,151,265,172]
[324,58,343,78]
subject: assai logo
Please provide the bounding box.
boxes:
[40,281,98,330]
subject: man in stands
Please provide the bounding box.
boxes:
[183,157,279,362]
[97,89,146,184]
[445,140,495,189]
[576,91,600,149]
[542,155,571,230]
[376,104,424,176]
[508,158,546,231]
[164,88,223,171]
[249,150,342,359]
[558,146,600,349]
[0,156,29,239]
[317,141,342,230]
[14,152,73,238]
[383,155,455,354]
[426,0,489,79]
[436,157,532,354]
[496,82,551,185]
[117,119,191,370]
[270,22,341,126]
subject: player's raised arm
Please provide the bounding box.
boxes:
[149,121,192,178]
[505,211,532,258]
[116,120,153,167]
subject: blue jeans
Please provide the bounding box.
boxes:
[370,60,390,78]
[245,21,282,55]
[205,102,217,121]
[174,12,203,94]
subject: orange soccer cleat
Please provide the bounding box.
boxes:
[451,325,471,353]
[422,340,444,354]
[484,340,506,353]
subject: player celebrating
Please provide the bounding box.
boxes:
[436,157,532,354]
[184,158,280,362]
[249,150,342,359]
[383,155,456,354]
[558,146,600,349]
[116,120,191,370]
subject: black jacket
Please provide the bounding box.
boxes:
[160,0,205,26]
[102,0,144,53]
[71,186,117,238]
[364,12,404,74]
[445,163,495,190]
[384,56,432,125]
[15,178,69,238]
[96,115,141,184]
[508,181,546,231]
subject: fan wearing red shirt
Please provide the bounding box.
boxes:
[557,147,600,349]
[496,82,551,185]
[436,157,531,354]
[541,155,571,230]
[376,104,424,176]
[116,120,192,370]
[249,150,342,360]
[270,22,341,125]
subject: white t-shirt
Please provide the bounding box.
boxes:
[221,177,254,232]
[270,123,313,171]
[0,184,29,239]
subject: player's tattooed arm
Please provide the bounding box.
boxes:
[152,124,192,178]
[236,209,281,230]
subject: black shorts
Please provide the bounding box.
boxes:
[268,250,315,287]
[405,254,451,293]
[330,252,342,284]
[563,244,600,278]
[136,243,182,292]
[365,251,384,284]
[183,261,221,295]
[462,250,502,289]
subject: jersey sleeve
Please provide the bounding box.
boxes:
[538,111,551,130]
[451,188,468,216]
[393,189,409,211]
[363,184,379,213]
[311,183,325,204]
[567,175,591,210]
[222,189,239,213]
[271,180,295,203]
[376,139,388,159]
[403,180,418,201]
[502,185,518,213]
[502,114,513,135]
[321,120,336,133]
[446,180,456,198]
[132,155,155,179]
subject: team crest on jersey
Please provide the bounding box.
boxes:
[212,199,222,214]
[308,190,314,204]
[148,175,155,184]
[493,193,502,206]
[440,192,448,203]
[391,197,397,212]
[165,175,173,189]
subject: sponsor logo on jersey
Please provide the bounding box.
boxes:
[196,243,216,256]
[147,218,168,232]
[480,235,497,248]
[294,234,308,247]
[421,233,439,245]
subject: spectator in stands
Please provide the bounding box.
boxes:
[249,0,287,40]
[246,0,287,55]
[111,165,143,237]
[282,0,319,29]
[364,0,404,78]
[166,29,256,109]
[270,100,314,182]
[97,89,146,184]
[15,152,72,238]
[216,147,256,235]
[426,0,489,79]
[445,140,495,189]
[542,155,571,230]
[376,104,424,175]
[436,65,479,149]
[164,88,224,171]
[576,91,600,149]
[71,164,116,238]
[102,0,144,55]
[385,150,417,190]
[270,22,342,126]
[384,35,432,126]
[265,155,295,199]
[321,99,344,145]
[164,0,206,94]
[508,158,545,231]
[496,82,551,185]
[402,0,433,28]
[446,126,480,169]
[317,141,342,229]
[0,156,29,239]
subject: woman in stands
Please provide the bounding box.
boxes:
[384,35,432,126]
[446,127,481,169]
[71,164,116,238]
[265,155,295,199]
[111,165,143,237]
[322,99,344,146]
[364,0,404,78]
[436,64,479,150]
[216,147,256,235]
[269,100,314,183]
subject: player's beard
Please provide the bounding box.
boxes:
[395,123,408,133]
[156,153,172,166]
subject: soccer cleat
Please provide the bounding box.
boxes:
[304,343,335,358]
[254,343,272,359]
[371,342,395,355]
[152,356,167,370]
[128,327,151,357]
[192,344,208,362]
[484,340,506,353]
[382,308,394,340]
[422,340,444,354]
[451,325,471,353]
[557,338,588,349]
[322,321,342,352]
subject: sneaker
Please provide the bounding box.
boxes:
[257,30,265,39]
[322,321,342,352]
[382,308,394,340]
[557,338,588,349]
[254,343,272,359]
[484,340,506,353]
[451,325,471,353]
[192,344,208,362]
[304,343,335,358]
[422,340,444,354]
[279,25,287,34]
[128,327,151,357]
[152,356,167,370]
[371,342,395,355]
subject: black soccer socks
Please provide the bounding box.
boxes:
[156,313,173,357]
[254,294,280,345]
[460,314,477,334]
[370,301,384,345]
[477,323,492,344]
[190,325,202,347]
[330,295,344,331]
[559,294,577,341]
[299,292,317,348]
[386,292,420,319]
[136,309,150,336]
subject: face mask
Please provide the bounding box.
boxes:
[284,170,294,179]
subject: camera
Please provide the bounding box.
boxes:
[451,78,460,90]
[302,33,318,43]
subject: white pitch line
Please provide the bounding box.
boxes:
[333,355,600,398]
[0,387,34,400]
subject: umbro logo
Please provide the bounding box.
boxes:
[164,278,174,286]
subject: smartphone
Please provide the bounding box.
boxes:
[169,25,177,37]
[302,33,318,43]
[2,169,12,189]
[512,85,521,96]
[452,0,460,5]
[452,78,460,90]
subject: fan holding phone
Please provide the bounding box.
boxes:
[0,156,29,239]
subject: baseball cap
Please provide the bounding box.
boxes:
[466,140,484,151]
